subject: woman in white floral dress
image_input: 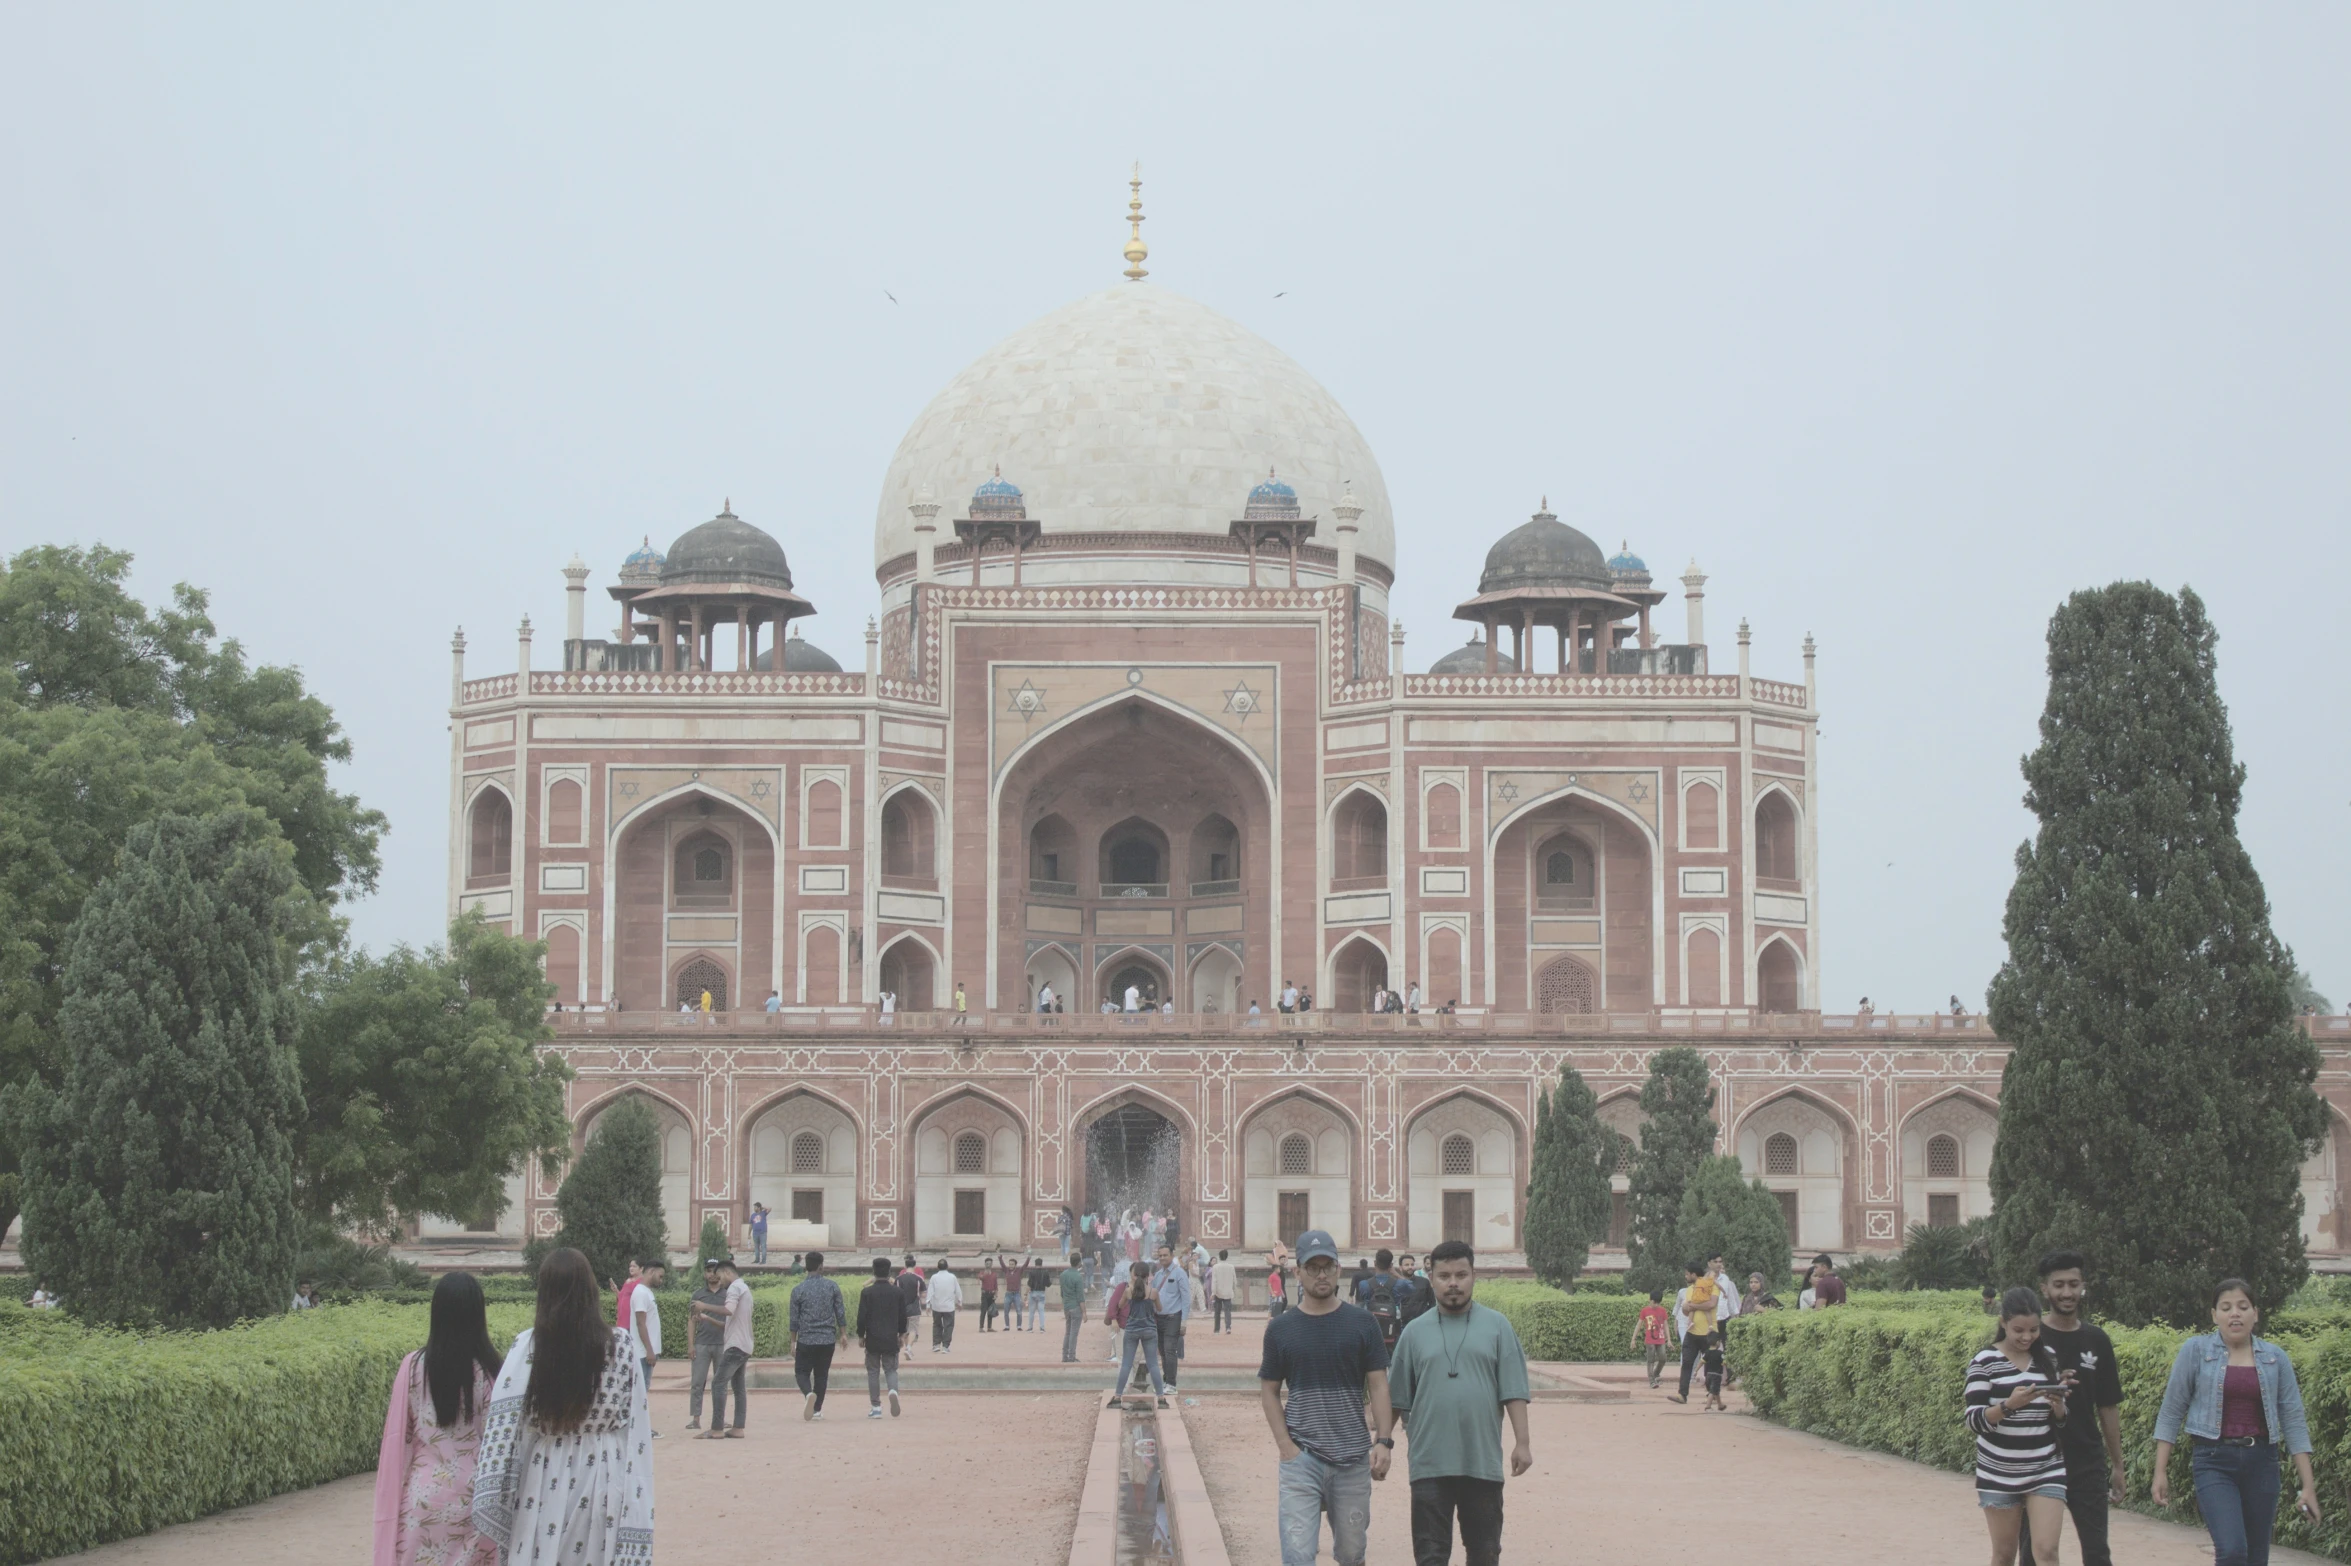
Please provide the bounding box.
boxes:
[472,1249,655,1565]
[374,1272,505,1566]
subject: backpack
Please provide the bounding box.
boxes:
[1367,1275,1401,1330]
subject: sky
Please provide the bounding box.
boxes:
[3,6,2345,1010]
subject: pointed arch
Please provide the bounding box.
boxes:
[1328,782,1390,885]
[876,929,943,1011]
[1733,1086,1862,1250]
[1486,780,1666,1011]
[466,780,515,885]
[1094,944,1173,1010]
[1240,1086,1360,1249]
[1404,1086,1528,1251]
[1326,930,1392,1013]
[1756,933,1806,1013]
[1753,783,1801,884]
[601,779,785,1009]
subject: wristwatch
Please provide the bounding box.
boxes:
[1374,1437,1396,1449]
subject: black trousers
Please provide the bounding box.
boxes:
[1157,1315,1184,1386]
[1213,1297,1233,1331]
[1410,1476,1504,1566]
[932,1309,955,1348]
[2018,1451,2112,1566]
[793,1342,834,1411]
[1676,1332,1721,1397]
[979,1291,996,1329]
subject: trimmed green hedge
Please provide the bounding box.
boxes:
[0,1299,532,1565]
[1474,1280,1645,1361]
[1734,1303,2351,1563]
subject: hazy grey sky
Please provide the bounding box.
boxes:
[5,7,2344,1009]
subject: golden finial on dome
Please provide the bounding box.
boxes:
[1122,162,1149,281]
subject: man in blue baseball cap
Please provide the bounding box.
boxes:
[1257,1228,1393,1566]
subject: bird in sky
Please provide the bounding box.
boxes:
[1273,291,1287,298]
[885,291,899,304]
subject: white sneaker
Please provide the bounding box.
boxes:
[889,1389,901,1416]
[868,1407,884,1419]
[802,1393,815,1421]
[812,1410,825,1421]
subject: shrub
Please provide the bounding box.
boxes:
[1473,1280,1643,1361]
[648,1281,793,1358]
[551,1098,666,1288]
[1673,1155,1790,1294]
[1888,1219,1993,1293]
[1522,1066,1615,1288]
[0,1298,530,1564]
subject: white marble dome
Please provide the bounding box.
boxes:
[874,283,1395,574]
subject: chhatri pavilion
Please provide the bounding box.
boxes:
[442,181,2351,1265]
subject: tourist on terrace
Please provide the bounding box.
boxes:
[857,1256,909,1418]
[473,1247,654,1564]
[1257,1228,1392,1566]
[2153,1278,2320,1566]
[926,1257,960,1351]
[1106,1260,1170,1407]
[788,1251,845,1422]
[1966,1286,2069,1566]
[374,1272,502,1566]
[1377,1239,1532,1566]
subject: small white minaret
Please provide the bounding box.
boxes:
[562,555,590,643]
[517,615,533,678]
[449,627,466,702]
[1332,480,1363,585]
[1681,560,1708,646]
[910,489,940,583]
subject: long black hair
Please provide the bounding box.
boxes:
[422,1271,504,1427]
[1989,1285,2060,1377]
[524,1247,614,1433]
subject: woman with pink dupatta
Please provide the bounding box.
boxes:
[374,1273,504,1566]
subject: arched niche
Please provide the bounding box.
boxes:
[1330,934,1390,1013]
[1025,943,1079,1012]
[1099,816,1171,891]
[1758,938,1803,1013]
[1492,791,1654,1013]
[1029,813,1076,890]
[1330,789,1388,887]
[1187,812,1241,890]
[877,934,939,1011]
[881,788,938,886]
[1241,1093,1354,1249]
[1188,944,1243,1014]
[1098,947,1171,1012]
[748,1092,858,1249]
[468,787,513,885]
[1595,1093,1647,1248]
[546,777,584,846]
[1406,1094,1522,1252]
[1899,1091,2000,1232]
[1737,1091,1856,1250]
[610,789,776,1014]
[1755,790,1799,885]
[911,1091,1024,1247]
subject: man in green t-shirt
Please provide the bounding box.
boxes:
[1058,1260,1087,1362]
[1375,1239,1532,1566]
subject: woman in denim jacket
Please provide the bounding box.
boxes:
[2151,1278,2320,1565]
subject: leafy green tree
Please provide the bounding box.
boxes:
[0,544,383,1236]
[1672,1155,1791,1294]
[554,1098,667,1289]
[1626,1047,1717,1292]
[1891,1217,1994,1292]
[1988,583,2325,1325]
[3,812,306,1327]
[295,911,572,1235]
[1522,1067,1618,1287]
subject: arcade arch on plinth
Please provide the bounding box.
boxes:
[1075,1089,1192,1268]
[995,694,1273,1014]
[747,1090,858,1249]
[1241,1092,1355,1250]
[1735,1090,1861,1252]
[1898,1090,1998,1232]
[911,1090,1024,1247]
[1405,1092,1523,1253]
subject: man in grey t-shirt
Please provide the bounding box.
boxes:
[1257,1229,1393,1566]
[686,1257,730,1430]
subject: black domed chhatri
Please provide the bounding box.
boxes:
[663,507,794,589]
[1430,636,1516,675]
[1477,508,1613,595]
[753,630,843,673]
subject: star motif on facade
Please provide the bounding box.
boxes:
[1497,780,1520,804]
[749,776,772,799]
[1222,680,1261,721]
[1626,777,1649,803]
[616,779,640,799]
[1008,679,1048,722]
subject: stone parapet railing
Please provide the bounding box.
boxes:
[544,1007,2025,1041]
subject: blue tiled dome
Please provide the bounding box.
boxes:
[973,473,1022,502]
[1248,474,1297,505]
[970,468,1027,520]
[1244,467,1303,521]
[1608,542,1647,574]
[618,535,666,584]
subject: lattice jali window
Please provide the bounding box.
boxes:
[1764,1132,1799,1176]
[1279,1133,1313,1175]
[1535,955,1596,1015]
[674,958,727,1011]
[792,1131,824,1174]
[1926,1134,1961,1180]
[1441,1134,1475,1175]
[954,1131,986,1175]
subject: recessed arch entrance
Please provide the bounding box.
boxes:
[1077,1094,1186,1266]
[993,694,1274,1013]
[1097,948,1172,1012]
[877,933,939,1011]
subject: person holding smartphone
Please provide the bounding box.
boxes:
[2020,1251,2125,1566]
[2152,1278,2320,1566]
[1965,1287,2070,1566]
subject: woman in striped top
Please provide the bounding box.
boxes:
[1965,1285,2070,1566]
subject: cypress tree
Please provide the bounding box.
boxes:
[4,812,305,1328]
[554,1097,668,1288]
[1522,1066,1617,1287]
[1673,1155,1791,1294]
[1625,1047,1717,1293]
[1988,583,2324,1325]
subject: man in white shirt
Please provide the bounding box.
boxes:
[1124,984,1141,1013]
[1279,981,1299,1013]
[1037,984,1055,1013]
[926,1258,960,1352]
[629,1257,666,1435]
[1211,1249,1239,1333]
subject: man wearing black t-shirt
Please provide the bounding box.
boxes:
[2021,1249,2125,1566]
[1259,1228,1394,1566]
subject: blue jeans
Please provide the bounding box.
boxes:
[1028,1293,1047,1328]
[1115,1329,1166,1396]
[1277,1447,1372,1566]
[752,1232,767,1264]
[2192,1441,2282,1566]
